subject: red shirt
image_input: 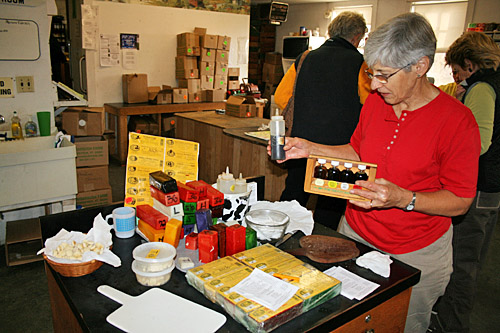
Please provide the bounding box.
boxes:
[346,90,480,254]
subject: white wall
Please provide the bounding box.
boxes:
[0,0,57,134]
[276,0,499,54]
[85,1,250,107]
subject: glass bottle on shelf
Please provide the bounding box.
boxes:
[327,160,341,181]
[314,159,327,179]
[340,162,355,183]
[355,164,369,181]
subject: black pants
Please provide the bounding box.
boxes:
[280,159,346,230]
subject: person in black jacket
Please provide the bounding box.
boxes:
[276,11,370,230]
[431,31,500,333]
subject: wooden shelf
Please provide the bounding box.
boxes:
[5,218,43,266]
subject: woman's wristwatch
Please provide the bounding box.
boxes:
[405,192,417,211]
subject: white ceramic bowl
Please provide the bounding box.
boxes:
[244,209,290,244]
[131,260,175,287]
[132,242,176,273]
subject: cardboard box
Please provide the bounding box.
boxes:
[74,136,109,167]
[228,67,240,77]
[214,74,228,90]
[216,50,229,64]
[122,74,148,103]
[128,115,159,135]
[265,52,283,65]
[200,48,216,62]
[148,85,173,104]
[199,61,215,76]
[200,75,214,90]
[201,34,218,49]
[178,79,201,93]
[263,63,284,84]
[225,95,256,118]
[194,27,207,35]
[202,89,226,102]
[228,80,240,90]
[177,46,201,57]
[62,108,105,136]
[217,35,231,50]
[162,116,176,132]
[76,187,112,208]
[77,165,110,192]
[176,68,199,80]
[304,155,378,201]
[177,32,200,48]
[188,92,202,103]
[215,62,228,76]
[176,56,198,70]
[173,88,188,104]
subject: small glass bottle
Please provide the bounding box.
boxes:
[11,111,23,139]
[327,160,341,181]
[340,162,355,183]
[314,159,327,179]
[355,164,369,181]
[25,115,38,137]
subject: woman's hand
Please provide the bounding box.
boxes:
[349,178,412,210]
[267,137,313,163]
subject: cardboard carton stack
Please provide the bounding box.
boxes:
[227,67,240,91]
[61,107,111,208]
[262,52,284,99]
[176,28,231,103]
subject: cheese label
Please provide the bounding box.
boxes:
[146,249,160,258]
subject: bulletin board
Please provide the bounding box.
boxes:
[0,18,40,61]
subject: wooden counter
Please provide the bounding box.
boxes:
[104,102,225,164]
[175,111,286,201]
[41,204,420,333]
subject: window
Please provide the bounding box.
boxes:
[411,0,468,86]
[330,4,375,51]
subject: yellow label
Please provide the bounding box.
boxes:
[146,249,160,258]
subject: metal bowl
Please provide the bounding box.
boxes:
[244,209,290,244]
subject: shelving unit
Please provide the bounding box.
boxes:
[5,218,43,266]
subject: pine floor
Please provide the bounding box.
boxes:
[0,159,498,332]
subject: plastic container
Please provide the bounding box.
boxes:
[270,109,285,160]
[244,209,290,244]
[217,166,235,194]
[11,111,23,139]
[132,242,176,273]
[131,260,175,286]
[234,173,247,193]
[25,115,38,137]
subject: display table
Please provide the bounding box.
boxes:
[104,102,225,164]
[41,204,420,333]
[175,111,286,201]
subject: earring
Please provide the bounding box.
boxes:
[417,74,421,77]
[469,68,473,72]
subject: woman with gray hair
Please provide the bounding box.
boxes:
[269,13,481,332]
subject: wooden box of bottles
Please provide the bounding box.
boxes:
[304,155,377,201]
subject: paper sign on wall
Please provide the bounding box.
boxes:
[125,133,199,207]
[0,77,15,98]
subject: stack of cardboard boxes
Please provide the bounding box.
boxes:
[262,52,284,100]
[61,108,112,208]
[176,27,232,103]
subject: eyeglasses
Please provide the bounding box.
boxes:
[365,63,411,84]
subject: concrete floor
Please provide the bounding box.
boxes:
[0,160,498,332]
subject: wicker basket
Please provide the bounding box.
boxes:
[43,254,104,277]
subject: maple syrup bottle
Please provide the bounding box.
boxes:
[314,159,328,179]
[327,160,341,181]
[340,162,355,183]
[355,164,369,181]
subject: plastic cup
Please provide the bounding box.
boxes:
[37,111,51,136]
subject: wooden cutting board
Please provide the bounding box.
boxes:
[98,285,226,332]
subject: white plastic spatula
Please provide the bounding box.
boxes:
[98,285,226,333]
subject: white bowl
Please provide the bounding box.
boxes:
[131,260,175,286]
[132,242,176,273]
[244,209,290,244]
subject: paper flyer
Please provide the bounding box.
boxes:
[125,133,199,207]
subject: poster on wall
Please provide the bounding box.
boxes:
[100,34,120,67]
[97,0,250,15]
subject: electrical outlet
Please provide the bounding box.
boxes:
[16,76,35,93]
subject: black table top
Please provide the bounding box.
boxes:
[40,204,420,332]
